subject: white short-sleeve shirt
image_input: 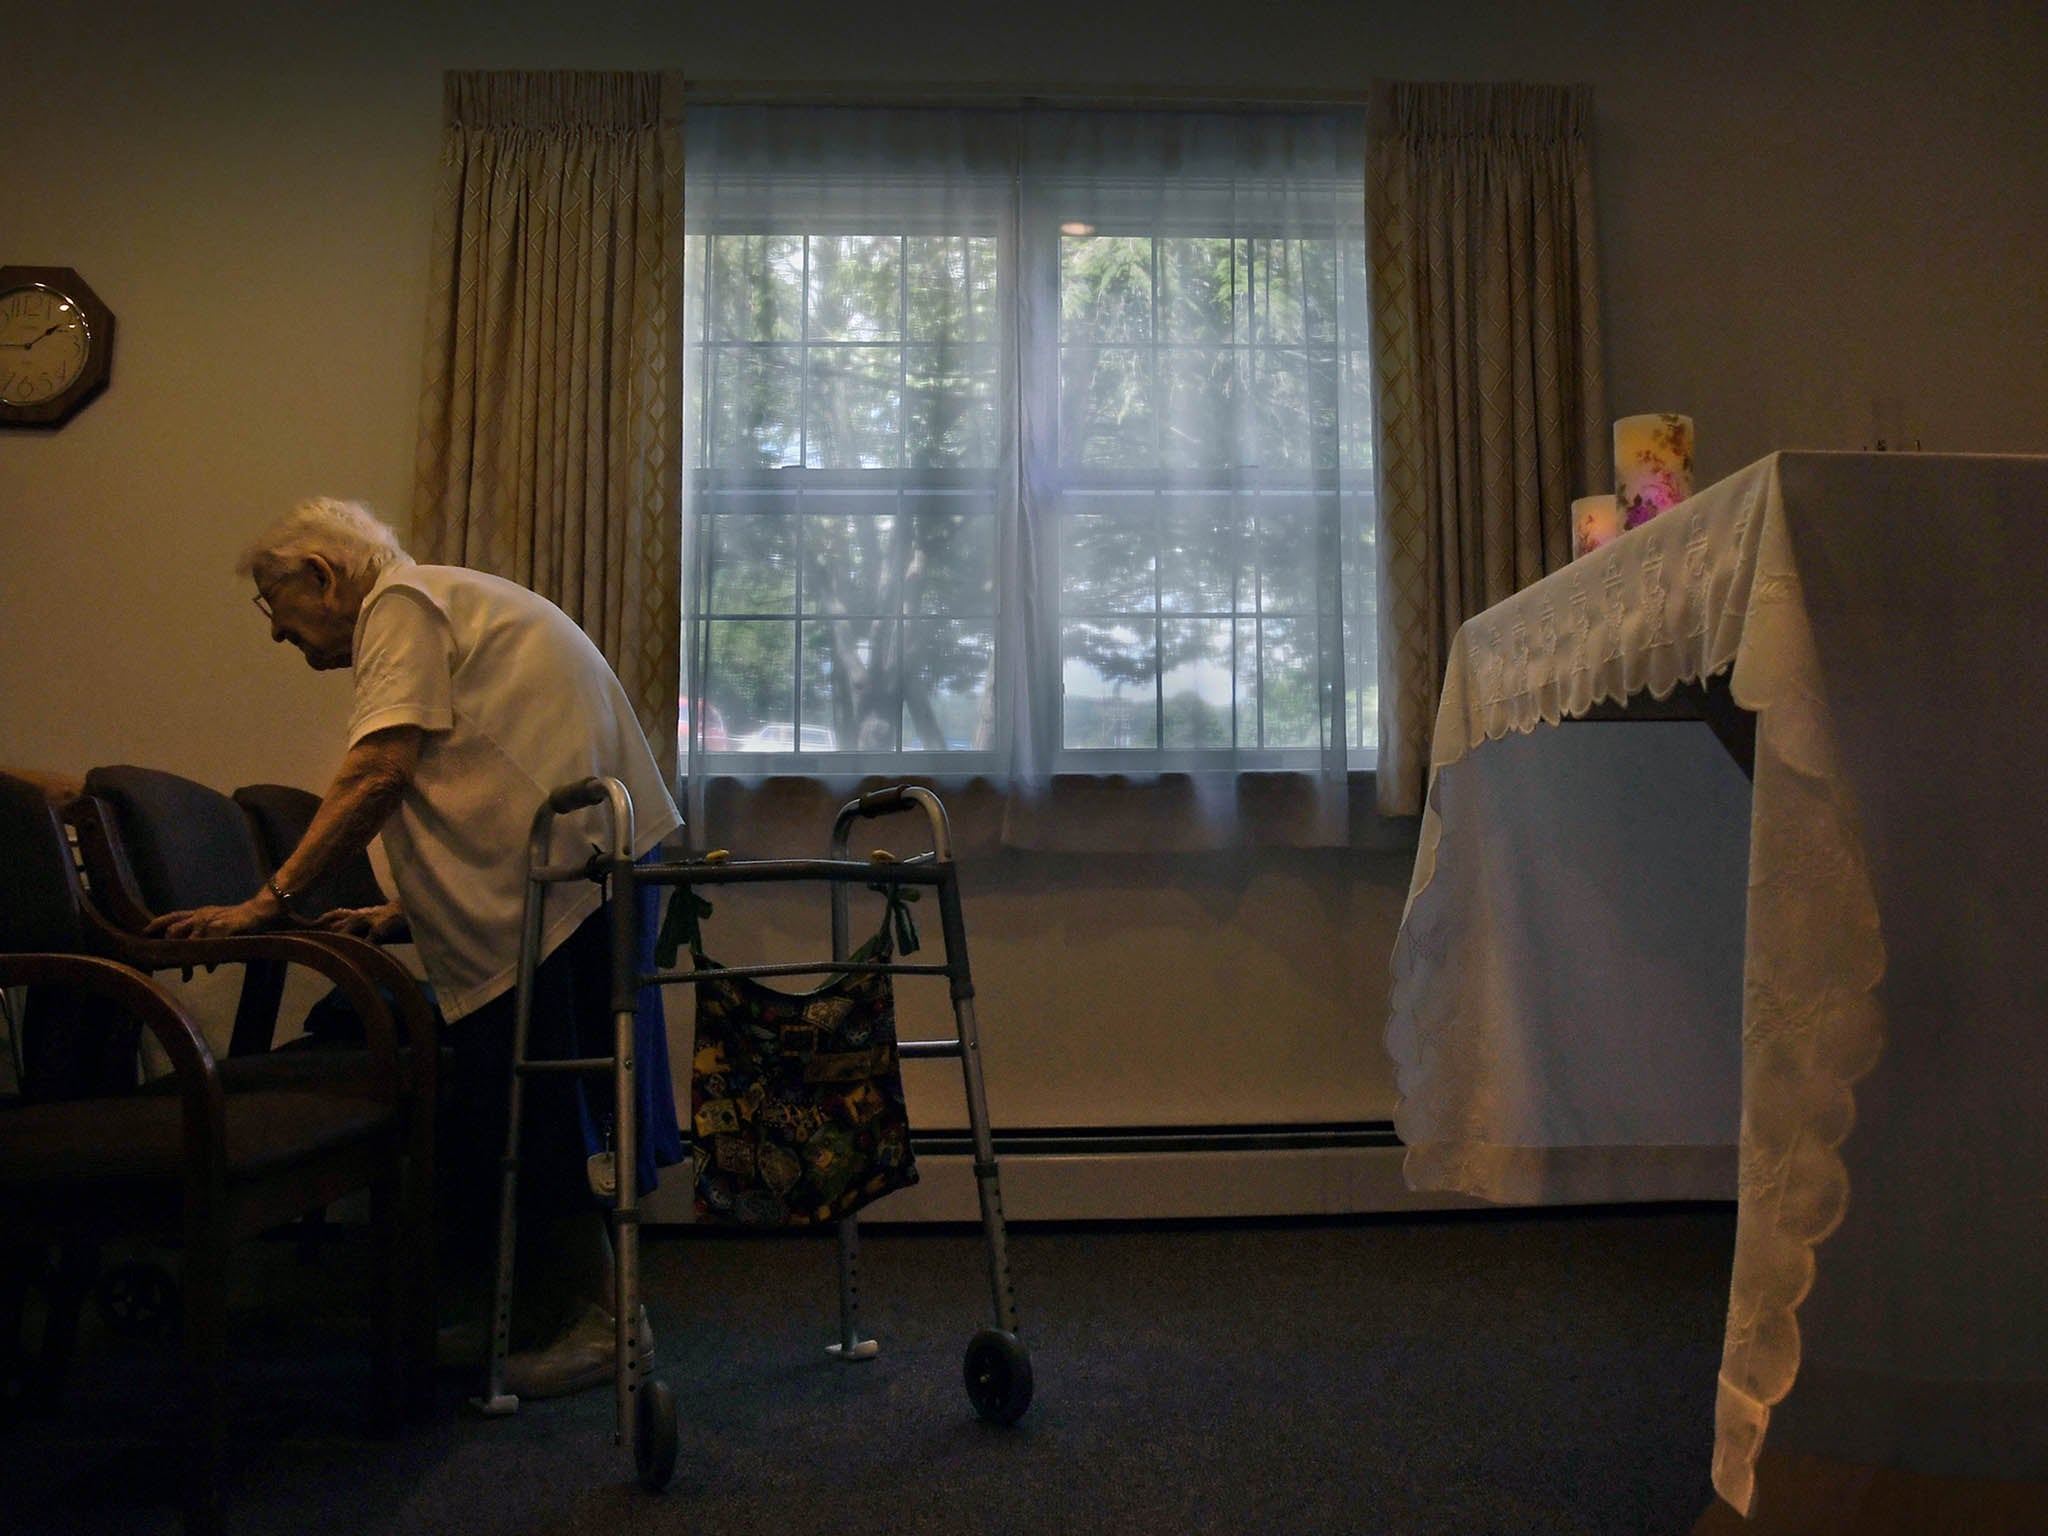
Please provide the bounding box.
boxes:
[347,562,681,1022]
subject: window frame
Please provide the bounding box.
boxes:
[682,142,1376,779]
[686,210,1015,778]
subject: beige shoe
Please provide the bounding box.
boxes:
[502,1304,654,1400]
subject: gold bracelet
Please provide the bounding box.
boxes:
[265,875,296,914]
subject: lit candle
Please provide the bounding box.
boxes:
[1613,413,1695,530]
[1572,493,1622,558]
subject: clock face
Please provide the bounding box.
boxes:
[0,283,94,406]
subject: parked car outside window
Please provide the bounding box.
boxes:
[732,722,837,753]
[680,698,731,750]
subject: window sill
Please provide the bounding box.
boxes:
[680,768,1418,857]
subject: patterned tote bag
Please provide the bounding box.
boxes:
[680,890,920,1227]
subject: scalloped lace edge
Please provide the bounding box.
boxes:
[1383,456,1888,1517]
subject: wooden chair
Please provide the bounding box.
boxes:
[232,781,399,934]
[64,766,439,1409]
[0,770,412,1535]
[75,765,326,1058]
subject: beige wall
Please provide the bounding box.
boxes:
[3,0,2042,1151]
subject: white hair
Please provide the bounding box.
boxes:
[237,497,410,584]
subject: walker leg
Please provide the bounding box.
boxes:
[957,1005,1031,1424]
[475,878,550,1418]
[953,991,1021,1337]
[610,860,650,1460]
[475,1167,524,1414]
[472,1137,524,1415]
[615,1195,645,1447]
[826,1216,879,1361]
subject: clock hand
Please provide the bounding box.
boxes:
[1,322,75,349]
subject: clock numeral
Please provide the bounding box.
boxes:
[1,368,58,404]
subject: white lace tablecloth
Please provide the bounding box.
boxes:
[1386,451,2048,1514]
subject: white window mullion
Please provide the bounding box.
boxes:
[792,238,812,745]
[1017,174,1064,773]
[1147,235,1164,751]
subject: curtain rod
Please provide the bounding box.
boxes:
[674,78,1377,113]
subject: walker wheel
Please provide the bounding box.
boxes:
[635,1377,678,1491]
[963,1328,1033,1425]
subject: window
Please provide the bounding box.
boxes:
[683,108,1375,779]
[1049,216,1375,767]
[687,227,1003,767]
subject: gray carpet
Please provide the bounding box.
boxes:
[4,1204,1734,1535]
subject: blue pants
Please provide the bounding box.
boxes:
[442,874,685,1266]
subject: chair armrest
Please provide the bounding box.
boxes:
[64,789,416,1100]
[0,951,228,1188]
[284,930,439,1104]
[63,793,156,932]
[83,918,404,1105]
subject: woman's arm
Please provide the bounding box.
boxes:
[146,725,424,940]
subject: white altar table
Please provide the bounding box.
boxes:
[1386,451,2048,1515]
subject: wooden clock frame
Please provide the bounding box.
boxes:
[0,265,116,428]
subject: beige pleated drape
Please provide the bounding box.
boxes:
[413,70,685,774]
[1367,81,1607,816]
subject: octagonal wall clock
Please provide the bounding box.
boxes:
[0,266,115,428]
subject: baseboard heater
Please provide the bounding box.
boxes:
[640,1119,1505,1225]
[909,1121,1402,1159]
[884,1120,1463,1222]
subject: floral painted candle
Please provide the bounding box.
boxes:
[1572,494,1622,558]
[1613,413,1695,530]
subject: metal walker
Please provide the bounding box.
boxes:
[478,779,1031,1490]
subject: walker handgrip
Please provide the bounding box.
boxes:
[549,778,610,814]
[855,786,914,818]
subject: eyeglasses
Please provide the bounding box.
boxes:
[252,566,304,619]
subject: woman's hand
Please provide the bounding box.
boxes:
[144,893,282,941]
[312,901,408,943]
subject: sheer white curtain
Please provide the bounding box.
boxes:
[680,104,1375,851]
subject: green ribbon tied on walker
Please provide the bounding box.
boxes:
[650,850,920,966]
[867,852,921,957]
[653,880,716,968]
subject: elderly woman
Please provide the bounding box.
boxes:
[150,497,684,1397]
